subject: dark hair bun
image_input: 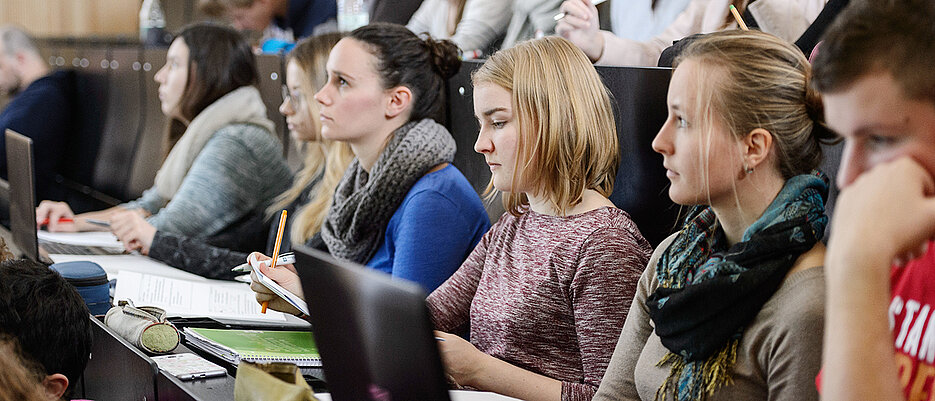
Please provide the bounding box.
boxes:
[424,37,461,80]
[804,84,838,143]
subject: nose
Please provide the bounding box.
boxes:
[154,64,166,84]
[279,97,293,117]
[474,126,493,154]
[835,140,865,189]
[314,85,330,106]
[651,119,673,156]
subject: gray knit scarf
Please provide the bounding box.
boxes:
[313,119,456,263]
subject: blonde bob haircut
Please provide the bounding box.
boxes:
[471,36,619,216]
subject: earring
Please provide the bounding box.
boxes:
[743,163,754,174]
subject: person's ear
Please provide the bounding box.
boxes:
[41,373,68,400]
[385,86,413,119]
[741,128,773,172]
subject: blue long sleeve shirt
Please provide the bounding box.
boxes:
[366,164,490,293]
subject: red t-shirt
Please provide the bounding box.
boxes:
[889,240,935,399]
[816,241,935,398]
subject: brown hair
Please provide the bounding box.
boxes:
[164,22,259,157]
[267,33,355,243]
[675,29,834,180]
[472,36,619,216]
[812,0,935,105]
[348,23,461,124]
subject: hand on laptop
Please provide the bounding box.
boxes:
[110,211,156,254]
[36,201,77,232]
[248,252,304,316]
[434,330,489,388]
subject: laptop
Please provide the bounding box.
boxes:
[5,129,121,261]
[79,317,159,400]
[293,244,451,401]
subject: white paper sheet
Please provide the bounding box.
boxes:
[113,271,288,322]
[38,230,123,248]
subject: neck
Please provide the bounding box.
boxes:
[711,170,786,246]
[351,120,406,172]
[19,59,49,90]
[527,188,613,216]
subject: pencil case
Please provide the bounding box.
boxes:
[49,261,111,315]
[104,300,180,354]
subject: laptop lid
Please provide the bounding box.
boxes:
[81,317,158,400]
[294,244,451,401]
[5,129,39,261]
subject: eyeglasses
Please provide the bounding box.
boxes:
[281,85,305,109]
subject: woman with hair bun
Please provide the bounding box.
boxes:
[251,23,490,299]
[594,29,834,401]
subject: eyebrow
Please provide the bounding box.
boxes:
[480,107,509,118]
[330,69,355,81]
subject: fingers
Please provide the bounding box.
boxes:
[560,0,591,20]
[37,201,76,232]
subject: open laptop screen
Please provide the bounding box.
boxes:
[5,129,39,261]
[294,244,451,401]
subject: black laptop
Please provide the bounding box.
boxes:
[5,129,121,261]
[293,244,451,401]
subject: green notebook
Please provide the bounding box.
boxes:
[183,328,321,367]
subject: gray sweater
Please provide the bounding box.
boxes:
[593,234,825,401]
[406,0,513,51]
[125,123,292,240]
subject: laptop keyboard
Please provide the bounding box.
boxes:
[40,241,124,255]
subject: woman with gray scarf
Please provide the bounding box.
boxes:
[251,23,490,300]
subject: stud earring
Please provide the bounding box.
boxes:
[743,164,754,174]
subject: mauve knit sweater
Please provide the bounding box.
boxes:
[427,206,652,400]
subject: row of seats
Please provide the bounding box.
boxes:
[35,41,853,247]
[36,40,291,213]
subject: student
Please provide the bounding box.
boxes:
[202,0,336,43]
[501,0,562,49]
[406,0,512,54]
[251,23,490,294]
[37,23,292,253]
[556,0,826,66]
[0,26,74,203]
[0,259,93,401]
[426,36,651,401]
[110,33,352,280]
[812,1,935,399]
[593,30,832,401]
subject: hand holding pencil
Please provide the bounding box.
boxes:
[257,210,290,314]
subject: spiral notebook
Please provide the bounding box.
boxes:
[183,328,321,367]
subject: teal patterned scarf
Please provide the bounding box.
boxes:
[647,171,829,400]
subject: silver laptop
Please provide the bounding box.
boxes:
[5,129,120,261]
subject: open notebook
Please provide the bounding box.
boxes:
[183,327,321,368]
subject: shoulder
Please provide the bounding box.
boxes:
[749,267,826,342]
[576,207,652,253]
[401,165,486,213]
[206,124,280,154]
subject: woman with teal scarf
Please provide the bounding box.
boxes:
[593,30,837,401]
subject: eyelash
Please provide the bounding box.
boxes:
[492,121,506,129]
[675,116,689,129]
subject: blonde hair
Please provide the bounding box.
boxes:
[675,30,833,182]
[472,36,619,216]
[266,33,355,243]
[0,336,44,401]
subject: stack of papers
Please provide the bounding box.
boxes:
[113,271,288,323]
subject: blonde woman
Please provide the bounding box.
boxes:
[427,36,652,401]
[593,30,834,401]
[110,33,353,280]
